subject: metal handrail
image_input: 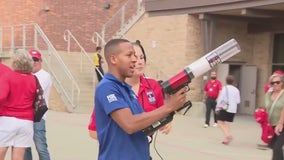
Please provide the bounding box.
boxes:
[91,32,106,48]
[63,29,103,77]
[89,0,169,80]
[34,24,81,110]
[0,23,80,111]
[91,0,145,46]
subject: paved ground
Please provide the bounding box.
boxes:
[5,108,271,160]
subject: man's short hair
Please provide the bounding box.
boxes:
[226,75,235,85]
[104,39,130,60]
[96,46,102,51]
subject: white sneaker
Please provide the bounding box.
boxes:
[203,124,209,128]
[213,123,218,127]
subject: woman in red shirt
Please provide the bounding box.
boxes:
[0,49,36,160]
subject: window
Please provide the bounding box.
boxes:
[272,34,284,72]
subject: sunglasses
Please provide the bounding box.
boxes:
[32,57,40,62]
[270,81,281,85]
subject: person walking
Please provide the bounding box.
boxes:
[94,38,186,160]
[204,70,222,128]
[93,46,104,82]
[257,70,283,150]
[0,49,36,160]
[215,75,240,145]
[24,49,52,160]
[264,74,284,160]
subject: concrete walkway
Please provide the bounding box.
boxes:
[6,110,271,160]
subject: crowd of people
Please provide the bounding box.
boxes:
[93,39,186,159]
[91,39,244,159]
[0,49,52,160]
[1,38,284,160]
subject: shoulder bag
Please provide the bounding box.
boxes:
[217,86,229,111]
[33,75,48,122]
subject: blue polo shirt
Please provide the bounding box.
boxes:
[95,73,149,160]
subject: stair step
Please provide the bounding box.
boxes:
[57,51,97,113]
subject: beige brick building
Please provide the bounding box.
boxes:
[126,0,284,115]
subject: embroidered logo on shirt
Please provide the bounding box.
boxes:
[107,94,117,103]
[147,91,156,104]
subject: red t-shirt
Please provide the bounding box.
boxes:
[88,75,164,131]
[137,76,164,112]
[0,63,11,77]
[204,79,222,99]
[0,71,36,121]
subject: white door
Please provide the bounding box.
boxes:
[239,65,257,115]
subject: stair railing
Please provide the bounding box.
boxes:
[91,32,106,48]
[34,24,80,111]
[92,0,145,46]
[0,23,80,112]
[90,0,169,80]
[63,29,103,78]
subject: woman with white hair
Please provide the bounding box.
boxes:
[265,74,284,160]
[0,49,37,160]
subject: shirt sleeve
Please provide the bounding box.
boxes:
[236,89,241,104]
[153,81,164,108]
[216,88,226,105]
[0,73,10,103]
[37,73,52,106]
[96,82,129,116]
[204,82,208,91]
[88,109,96,131]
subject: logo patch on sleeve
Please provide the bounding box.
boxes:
[107,94,117,103]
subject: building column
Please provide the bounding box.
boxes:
[199,14,215,53]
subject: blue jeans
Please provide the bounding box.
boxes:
[24,119,50,160]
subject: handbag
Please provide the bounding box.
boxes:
[254,108,274,144]
[217,86,229,111]
[33,76,48,122]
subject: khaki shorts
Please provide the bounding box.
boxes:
[0,116,33,147]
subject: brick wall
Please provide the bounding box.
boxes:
[125,14,205,101]
[0,0,136,52]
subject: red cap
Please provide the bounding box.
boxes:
[29,49,42,60]
[273,70,284,76]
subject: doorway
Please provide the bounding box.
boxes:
[217,64,257,115]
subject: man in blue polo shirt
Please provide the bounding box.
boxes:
[95,39,187,160]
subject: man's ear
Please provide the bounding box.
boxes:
[109,55,117,64]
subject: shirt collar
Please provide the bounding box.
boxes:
[104,73,132,89]
[140,75,151,89]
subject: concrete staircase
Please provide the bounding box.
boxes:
[93,0,145,46]
[58,51,95,113]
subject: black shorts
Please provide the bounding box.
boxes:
[216,110,235,122]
